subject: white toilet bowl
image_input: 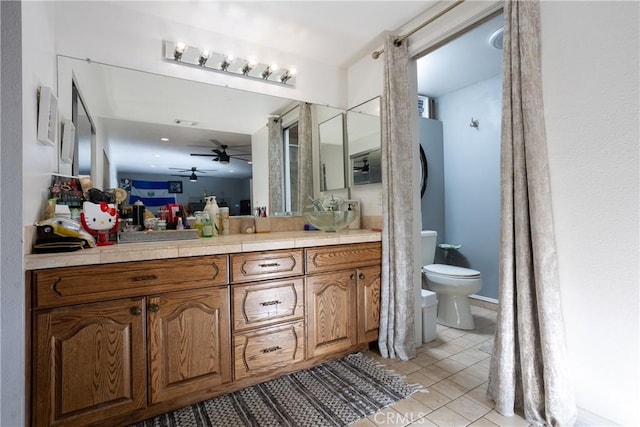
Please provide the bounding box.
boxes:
[420,230,482,330]
[422,264,482,330]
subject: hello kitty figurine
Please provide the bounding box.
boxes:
[80,201,119,246]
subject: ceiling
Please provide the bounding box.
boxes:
[69,2,503,180]
[417,13,504,97]
[116,1,439,68]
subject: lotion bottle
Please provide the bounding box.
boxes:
[205,196,219,236]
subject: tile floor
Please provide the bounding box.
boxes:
[357,305,531,427]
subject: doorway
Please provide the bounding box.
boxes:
[416,12,503,301]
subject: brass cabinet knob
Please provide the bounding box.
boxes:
[130,306,142,316]
[148,303,160,313]
[359,272,366,280]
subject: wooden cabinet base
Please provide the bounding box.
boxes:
[28,243,381,427]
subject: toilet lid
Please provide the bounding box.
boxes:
[423,264,481,278]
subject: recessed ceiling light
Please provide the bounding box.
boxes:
[247,161,253,165]
[174,119,198,126]
[229,169,234,173]
[153,154,161,158]
[160,137,169,142]
[150,165,156,168]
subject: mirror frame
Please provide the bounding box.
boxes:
[318,112,347,191]
[346,96,381,187]
[71,80,96,179]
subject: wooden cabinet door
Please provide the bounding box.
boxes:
[33,298,146,427]
[305,271,357,358]
[357,265,381,344]
[233,321,305,380]
[147,287,231,404]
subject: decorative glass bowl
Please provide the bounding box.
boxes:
[303,195,358,232]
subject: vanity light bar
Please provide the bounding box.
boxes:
[163,41,297,87]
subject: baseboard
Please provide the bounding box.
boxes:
[469,294,499,311]
[576,407,619,426]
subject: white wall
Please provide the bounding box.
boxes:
[22,1,58,226]
[6,2,58,426]
[540,2,639,425]
[1,3,25,426]
[437,74,501,300]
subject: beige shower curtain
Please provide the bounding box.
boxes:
[378,34,417,361]
[268,117,284,214]
[297,102,313,212]
[487,1,576,425]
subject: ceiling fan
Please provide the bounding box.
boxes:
[190,140,251,164]
[353,159,370,173]
[169,166,215,182]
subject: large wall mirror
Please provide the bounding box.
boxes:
[347,97,381,186]
[318,113,346,191]
[57,56,345,215]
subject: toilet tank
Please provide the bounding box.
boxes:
[421,230,437,266]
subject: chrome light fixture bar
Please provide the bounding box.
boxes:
[163,41,297,87]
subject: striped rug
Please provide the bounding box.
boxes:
[131,352,420,427]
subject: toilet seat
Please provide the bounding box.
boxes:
[422,264,481,279]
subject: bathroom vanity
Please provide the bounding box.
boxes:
[24,230,381,427]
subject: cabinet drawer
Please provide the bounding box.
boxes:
[32,255,228,308]
[233,278,304,331]
[233,321,305,380]
[305,243,381,274]
[231,249,303,283]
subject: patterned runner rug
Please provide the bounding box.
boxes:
[131,352,420,427]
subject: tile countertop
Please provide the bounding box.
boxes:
[24,229,382,270]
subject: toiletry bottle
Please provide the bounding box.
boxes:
[201,212,213,238]
[193,211,204,236]
[220,207,230,235]
[205,196,219,236]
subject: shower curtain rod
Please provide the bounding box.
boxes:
[371,0,465,59]
[269,103,300,123]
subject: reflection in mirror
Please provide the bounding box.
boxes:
[318,113,346,191]
[351,149,381,185]
[347,97,381,186]
[283,119,299,212]
[57,56,331,215]
[72,82,95,177]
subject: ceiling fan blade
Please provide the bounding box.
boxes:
[190,153,217,157]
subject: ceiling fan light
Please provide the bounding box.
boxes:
[189,172,198,182]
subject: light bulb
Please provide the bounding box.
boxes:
[174,41,186,60]
[198,50,210,66]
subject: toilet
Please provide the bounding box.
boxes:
[420,230,482,330]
